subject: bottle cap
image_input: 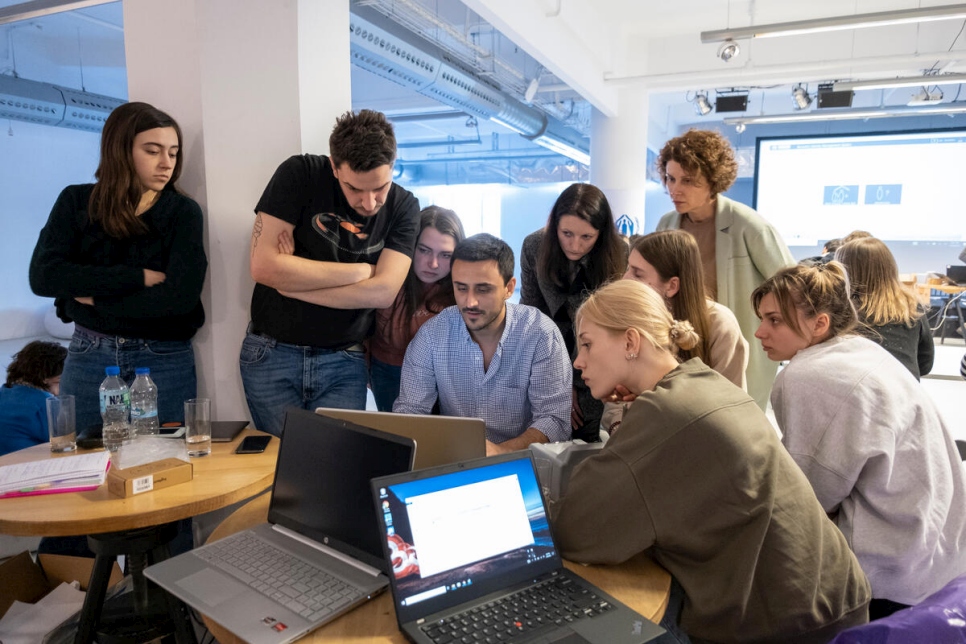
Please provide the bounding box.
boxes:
[105,366,120,376]
[135,367,150,375]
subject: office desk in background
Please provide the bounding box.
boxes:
[203,493,672,643]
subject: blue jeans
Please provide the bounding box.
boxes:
[653,577,692,644]
[239,331,369,437]
[369,356,402,412]
[61,327,197,436]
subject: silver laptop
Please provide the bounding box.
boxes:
[145,408,415,644]
[371,452,665,644]
[315,408,485,470]
[211,420,250,442]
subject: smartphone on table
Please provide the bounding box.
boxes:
[235,435,272,454]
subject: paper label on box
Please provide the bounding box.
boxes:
[132,474,154,494]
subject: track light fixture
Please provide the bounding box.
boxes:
[701,4,966,42]
[717,40,740,62]
[833,72,966,91]
[693,92,713,116]
[792,85,813,110]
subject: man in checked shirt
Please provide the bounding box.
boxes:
[394,233,572,455]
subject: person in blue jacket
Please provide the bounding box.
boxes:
[0,341,67,457]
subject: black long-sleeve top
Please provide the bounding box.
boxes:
[857,316,934,380]
[29,184,207,341]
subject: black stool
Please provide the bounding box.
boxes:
[75,522,197,644]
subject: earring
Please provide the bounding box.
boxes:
[625,352,638,360]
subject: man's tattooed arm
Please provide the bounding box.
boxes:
[251,213,263,257]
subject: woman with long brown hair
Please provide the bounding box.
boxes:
[369,206,465,410]
[624,230,747,389]
[834,236,933,379]
[520,183,625,442]
[29,102,207,436]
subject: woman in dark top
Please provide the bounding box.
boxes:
[520,183,625,442]
[29,102,207,435]
[834,237,933,379]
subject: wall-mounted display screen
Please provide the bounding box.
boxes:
[754,129,966,248]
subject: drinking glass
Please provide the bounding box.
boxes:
[46,395,77,453]
[184,398,211,457]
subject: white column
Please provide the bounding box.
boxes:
[123,0,351,419]
[589,86,649,237]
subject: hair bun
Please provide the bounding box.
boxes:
[669,319,700,351]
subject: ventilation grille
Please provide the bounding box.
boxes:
[349,5,586,156]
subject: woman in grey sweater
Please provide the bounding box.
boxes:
[753,263,966,620]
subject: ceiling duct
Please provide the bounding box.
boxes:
[0,74,124,132]
[349,6,589,164]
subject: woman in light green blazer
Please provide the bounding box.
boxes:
[656,129,794,409]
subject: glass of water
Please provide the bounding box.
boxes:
[184,398,211,457]
[46,395,77,453]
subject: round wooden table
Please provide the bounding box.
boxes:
[0,428,279,643]
[0,428,279,536]
[204,493,671,643]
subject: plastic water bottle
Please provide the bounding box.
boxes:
[130,367,160,436]
[99,366,131,452]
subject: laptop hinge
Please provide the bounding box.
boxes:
[272,524,383,577]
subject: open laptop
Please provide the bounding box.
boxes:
[145,408,415,644]
[947,264,966,286]
[370,452,665,644]
[211,420,250,442]
[316,408,485,470]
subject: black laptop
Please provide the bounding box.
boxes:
[947,264,966,286]
[370,452,665,644]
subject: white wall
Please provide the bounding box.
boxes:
[0,121,101,340]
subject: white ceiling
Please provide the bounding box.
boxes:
[2,0,965,154]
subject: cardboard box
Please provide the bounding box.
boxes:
[0,551,123,620]
[107,457,193,498]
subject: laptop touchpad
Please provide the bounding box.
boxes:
[177,569,248,606]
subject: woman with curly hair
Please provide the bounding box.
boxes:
[834,236,933,379]
[0,340,67,456]
[656,129,793,409]
[520,183,626,442]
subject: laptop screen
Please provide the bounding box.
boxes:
[373,453,560,623]
[268,408,415,572]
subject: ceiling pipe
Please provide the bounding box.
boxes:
[349,5,589,164]
[0,0,117,27]
[0,73,123,131]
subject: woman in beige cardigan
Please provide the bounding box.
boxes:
[656,129,793,409]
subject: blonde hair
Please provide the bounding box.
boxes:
[834,238,921,326]
[576,280,700,356]
[752,262,857,341]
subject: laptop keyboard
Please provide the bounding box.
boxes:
[195,531,362,622]
[419,573,615,644]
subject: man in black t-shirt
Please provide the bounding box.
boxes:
[240,110,419,437]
